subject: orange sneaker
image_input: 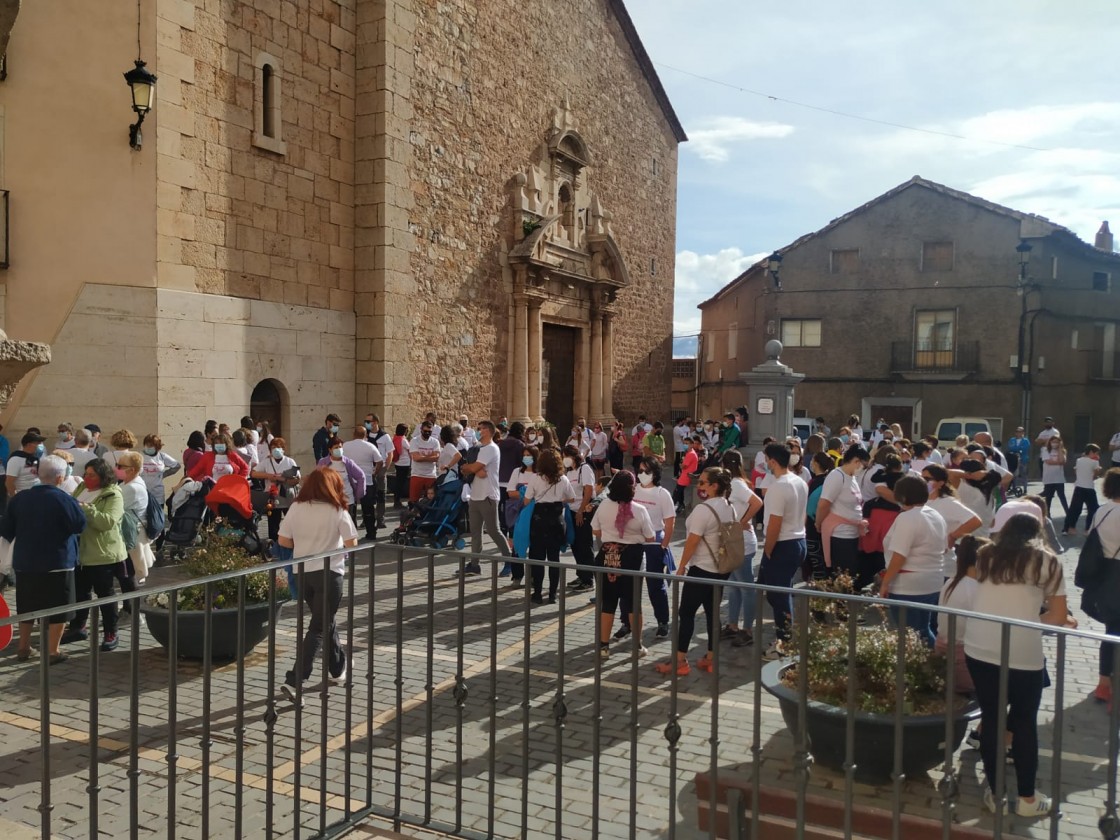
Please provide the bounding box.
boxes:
[1094,683,1113,703]
[654,660,690,677]
[695,656,714,673]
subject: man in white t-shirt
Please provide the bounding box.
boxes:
[412,411,440,443]
[459,415,477,449]
[815,446,869,581]
[408,421,441,503]
[6,432,45,497]
[759,443,808,659]
[365,413,394,529]
[459,420,511,575]
[673,417,692,477]
[343,426,384,541]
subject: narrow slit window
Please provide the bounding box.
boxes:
[262,64,275,138]
[252,52,286,154]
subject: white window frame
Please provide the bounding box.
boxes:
[780,319,821,348]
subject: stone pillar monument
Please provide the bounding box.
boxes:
[740,340,804,448]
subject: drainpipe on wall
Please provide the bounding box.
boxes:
[0,0,20,60]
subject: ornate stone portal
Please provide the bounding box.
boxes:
[504,100,630,429]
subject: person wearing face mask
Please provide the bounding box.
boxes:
[520,448,577,603]
[785,438,812,483]
[55,422,77,451]
[188,432,249,481]
[642,422,667,466]
[563,445,597,591]
[317,436,366,521]
[343,426,384,541]
[411,411,441,443]
[758,443,808,661]
[391,424,411,508]
[250,437,301,541]
[240,415,259,447]
[625,458,677,640]
[232,428,261,474]
[589,422,609,477]
[365,414,394,529]
[921,464,983,577]
[608,421,628,474]
[52,449,81,494]
[504,445,538,586]
[7,431,46,496]
[409,421,441,503]
[139,434,181,511]
[116,451,156,584]
[83,424,110,458]
[815,447,870,579]
[313,413,343,461]
[674,435,703,511]
[717,413,741,455]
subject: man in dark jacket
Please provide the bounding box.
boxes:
[312,413,342,461]
[3,454,86,663]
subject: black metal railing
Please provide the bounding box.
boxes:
[2,545,1119,840]
[891,340,979,374]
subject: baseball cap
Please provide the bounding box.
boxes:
[21,432,45,446]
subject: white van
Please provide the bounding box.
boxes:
[935,417,993,451]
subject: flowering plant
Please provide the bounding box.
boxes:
[145,530,288,611]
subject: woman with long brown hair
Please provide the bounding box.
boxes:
[278,467,359,703]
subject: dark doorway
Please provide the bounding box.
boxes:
[251,379,286,438]
[542,324,577,434]
[868,404,913,438]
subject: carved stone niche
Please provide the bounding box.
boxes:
[506,99,629,303]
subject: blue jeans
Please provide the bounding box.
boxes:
[759,539,806,641]
[724,552,756,628]
[888,591,939,648]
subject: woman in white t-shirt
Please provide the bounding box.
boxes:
[564,445,598,590]
[115,451,156,583]
[878,473,948,647]
[591,471,655,659]
[437,425,463,475]
[1091,470,1120,704]
[626,458,678,639]
[505,446,538,588]
[963,513,1072,817]
[1040,436,1069,518]
[719,452,762,646]
[250,437,301,541]
[920,464,983,577]
[655,467,737,677]
[523,449,576,602]
[278,467,359,704]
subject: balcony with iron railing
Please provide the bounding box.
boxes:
[891,339,979,379]
[2,539,1119,840]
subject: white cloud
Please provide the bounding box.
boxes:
[686,116,795,163]
[673,247,768,338]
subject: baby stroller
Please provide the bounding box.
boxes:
[161,478,212,563]
[390,473,467,549]
[205,475,266,556]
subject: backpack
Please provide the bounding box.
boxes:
[1075,509,1118,589]
[145,490,167,537]
[699,499,746,575]
[460,445,480,485]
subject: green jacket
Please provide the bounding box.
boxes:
[718,423,741,453]
[72,483,127,567]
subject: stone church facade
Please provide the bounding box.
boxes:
[0,0,683,463]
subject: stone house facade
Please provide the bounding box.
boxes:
[0,0,682,464]
[696,177,1120,452]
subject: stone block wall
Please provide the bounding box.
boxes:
[380,0,678,424]
[155,0,356,312]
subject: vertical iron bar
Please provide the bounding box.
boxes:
[319,563,329,835]
[891,608,906,840]
[235,576,247,839]
[750,589,764,840]
[365,546,376,809]
[993,622,1012,838]
[265,572,278,840]
[344,551,356,821]
[38,618,52,840]
[201,581,213,840]
[554,567,567,840]
[128,605,141,840]
[794,593,811,840]
[1048,632,1065,840]
[630,572,641,840]
[666,574,681,840]
[424,550,435,824]
[707,580,720,840]
[844,603,858,840]
[1102,644,1120,840]
[452,550,466,833]
[394,546,405,829]
[294,565,305,840]
[939,612,958,840]
[487,554,499,837]
[87,608,101,840]
[167,593,179,840]
[591,569,602,840]
[522,559,532,840]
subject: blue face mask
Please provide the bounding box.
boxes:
[66,465,73,477]
[35,444,45,456]
[143,446,157,456]
[840,435,849,444]
[272,448,284,460]
[364,421,373,431]
[331,425,340,434]
[522,455,534,466]
[214,443,227,454]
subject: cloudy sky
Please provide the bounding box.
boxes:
[624,2,1120,355]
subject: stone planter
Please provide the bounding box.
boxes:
[760,659,979,782]
[141,600,285,661]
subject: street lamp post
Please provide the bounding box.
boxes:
[124,59,157,150]
[767,251,783,291]
[1016,239,1033,432]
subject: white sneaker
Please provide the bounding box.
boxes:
[1014,792,1052,817]
[599,644,610,660]
[329,663,348,686]
[280,683,304,708]
[983,788,1008,815]
[637,645,649,659]
[762,641,785,661]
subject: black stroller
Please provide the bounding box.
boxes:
[161,478,211,563]
[390,473,468,549]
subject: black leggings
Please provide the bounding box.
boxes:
[69,565,119,635]
[1100,619,1120,677]
[528,503,566,596]
[1041,482,1069,517]
[676,566,728,653]
[965,655,1044,798]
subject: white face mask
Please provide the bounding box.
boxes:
[789,453,801,466]
[637,472,654,486]
[563,457,574,469]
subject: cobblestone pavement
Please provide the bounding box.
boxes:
[0,481,1115,839]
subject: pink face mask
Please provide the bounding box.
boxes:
[114,467,128,481]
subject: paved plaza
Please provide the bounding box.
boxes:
[0,482,1116,839]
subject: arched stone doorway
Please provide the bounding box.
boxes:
[505,100,629,427]
[250,378,288,438]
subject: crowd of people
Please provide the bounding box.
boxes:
[1,406,1114,817]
